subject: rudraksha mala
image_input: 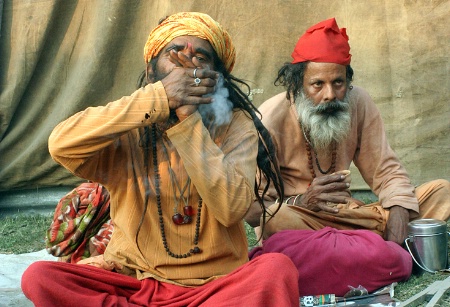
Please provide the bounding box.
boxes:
[151,124,202,258]
[302,127,337,182]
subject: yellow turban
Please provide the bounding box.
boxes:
[143,12,236,72]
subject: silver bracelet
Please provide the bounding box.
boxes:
[284,196,294,204]
[293,194,302,206]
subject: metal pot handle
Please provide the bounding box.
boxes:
[404,237,438,274]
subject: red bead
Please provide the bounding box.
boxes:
[183,205,194,216]
[172,213,184,225]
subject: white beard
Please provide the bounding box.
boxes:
[295,91,352,153]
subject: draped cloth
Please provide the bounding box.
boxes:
[45,182,113,263]
[249,227,412,297]
[21,253,299,307]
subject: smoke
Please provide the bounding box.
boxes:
[198,74,233,127]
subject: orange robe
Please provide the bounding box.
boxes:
[48,81,258,286]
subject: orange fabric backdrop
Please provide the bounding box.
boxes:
[0,0,449,194]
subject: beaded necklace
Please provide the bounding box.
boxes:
[151,124,202,258]
[160,137,194,225]
[302,126,337,181]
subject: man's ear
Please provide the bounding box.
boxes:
[146,62,156,84]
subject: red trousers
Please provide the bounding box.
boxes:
[21,253,299,307]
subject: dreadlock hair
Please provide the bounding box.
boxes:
[274,61,354,100]
[135,47,284,242]
[209,52,285,238]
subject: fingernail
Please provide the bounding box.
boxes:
[346,183,350,187]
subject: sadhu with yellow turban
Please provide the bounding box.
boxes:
[23,11,296,307]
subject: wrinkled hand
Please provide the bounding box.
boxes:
[161,48,218,121]
[384,206,410,245]
[295,170,352,213]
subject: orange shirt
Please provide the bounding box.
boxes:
[49,81,258,286]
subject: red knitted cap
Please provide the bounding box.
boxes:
[291,18,351,65]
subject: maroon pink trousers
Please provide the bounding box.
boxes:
[21,253,298,307]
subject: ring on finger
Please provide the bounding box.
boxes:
[194,77,201,86]
[193,68,198,78]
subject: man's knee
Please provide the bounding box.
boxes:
[256,253,298,280]
[433,179,450,191]
[21,261,50,296]
[419,179,450,192]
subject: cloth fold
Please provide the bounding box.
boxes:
[45,182,113,263]
[249,227,412,296]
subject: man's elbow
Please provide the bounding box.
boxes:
[48,132,68,163]
[47,132,82,172]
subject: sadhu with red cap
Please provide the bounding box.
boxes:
[246,18,450,296]
[22,12,299,306]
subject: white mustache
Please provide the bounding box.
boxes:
[296,91,352,151]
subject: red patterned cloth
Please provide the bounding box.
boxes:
[46,182,113,263]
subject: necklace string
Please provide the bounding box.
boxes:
[160,137,194,224]
[151,124,202,258]
[301,126,337,181]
